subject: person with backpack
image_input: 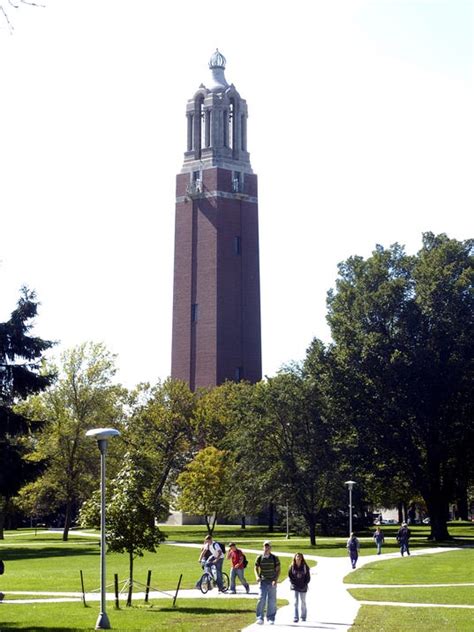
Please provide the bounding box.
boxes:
[397,522,411,556]
[227,542,250,594]
[346,532,360,569]
[199,535,225,591]
[254,540,280,625]
[288,552,311,623]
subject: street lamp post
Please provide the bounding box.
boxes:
[86,428,120,630]
[345,480,356,536]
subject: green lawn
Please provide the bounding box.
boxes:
[345,549,474,584]
[352,605,474,632]
[0,598,260,630]
[1,525,472,630]
[349,585,474,605]
[347,548,474,630]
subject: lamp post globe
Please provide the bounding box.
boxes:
[86,427,120,630]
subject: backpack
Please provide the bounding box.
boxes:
[0,560,4,575]
[215,541,226,556]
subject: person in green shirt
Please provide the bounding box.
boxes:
[254,541,280,625]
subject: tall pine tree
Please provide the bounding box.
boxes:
[0,287,54,534]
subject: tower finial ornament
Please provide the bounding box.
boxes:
[209,48,226,69]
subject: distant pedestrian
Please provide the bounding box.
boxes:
[346,532,360,569]
[397,523,411,556]
[373,527,385,554]
[227,542,250,594]
[288,552,311,623]
[255,540,280,625]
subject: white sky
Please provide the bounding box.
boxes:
[0,0,473,387]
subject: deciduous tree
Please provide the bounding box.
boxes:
[16,342,126,540]
[327,233,474,540]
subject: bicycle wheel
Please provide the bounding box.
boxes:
[221,572,229,593]
[200,573,210,594]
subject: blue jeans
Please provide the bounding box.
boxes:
[375,541,383,554]
[400,541,410,556]
[349,551,358,568]
[256,580,277,622]
[293,590,307,621]
[205,557,224,589]
[230,567,249,592]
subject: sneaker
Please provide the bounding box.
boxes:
[246,586,250,594]
[0,592,4,602]
[256,618,264,625]
[294,618,299,623]
[229,590,236,594]
[268,621,275,626]
[302,618,306,622]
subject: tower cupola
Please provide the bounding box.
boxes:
[183,50,252,173]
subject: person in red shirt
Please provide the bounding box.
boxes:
[227,542,250,594]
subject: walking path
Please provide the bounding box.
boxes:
[1,541,471,632]
[241,545,466,631]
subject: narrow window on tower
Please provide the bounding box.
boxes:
[191,303,198,323]
[187,114,194,151]
[232,171,241,193]
[234,366,243,382]
[192,170,202,193]
[223,110,228,147]
[241,114,247,151]
[205,110,211,148]
[228,99,235,149]
[234,236,241,255]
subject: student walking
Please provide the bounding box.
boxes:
[373,526,385,554]
[397,523,411,556]
[227,542,250,594]
[346,532,360,569]
[254,541,280,625]
[288,552,311,623]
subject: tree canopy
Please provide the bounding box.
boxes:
[326,233,474,540]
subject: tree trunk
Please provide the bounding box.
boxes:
[426,495,451,541]
[397,502,404,524]
[456,485,469,521]
[62,499,72,541]
[268,502,274,532]
[240,515,246,529]
[308,517,317,546]
[0,496,5,539]
[127,549,134,606]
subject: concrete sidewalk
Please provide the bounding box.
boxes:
[241,546,461,631]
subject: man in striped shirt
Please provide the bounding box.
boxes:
[254,541,280,625]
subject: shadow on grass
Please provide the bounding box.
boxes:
[2,546,98,563]
[0,625,77,631]
[149,606,256,615]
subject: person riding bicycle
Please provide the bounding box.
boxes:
[198,535,224,591]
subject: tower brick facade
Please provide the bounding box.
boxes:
[171,51,262,390]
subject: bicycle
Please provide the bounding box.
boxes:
[198,562,229,594]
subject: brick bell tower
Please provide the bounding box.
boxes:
[171,50,262,390]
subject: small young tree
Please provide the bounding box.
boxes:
[80,456,165,606]
[176,446,229,535]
